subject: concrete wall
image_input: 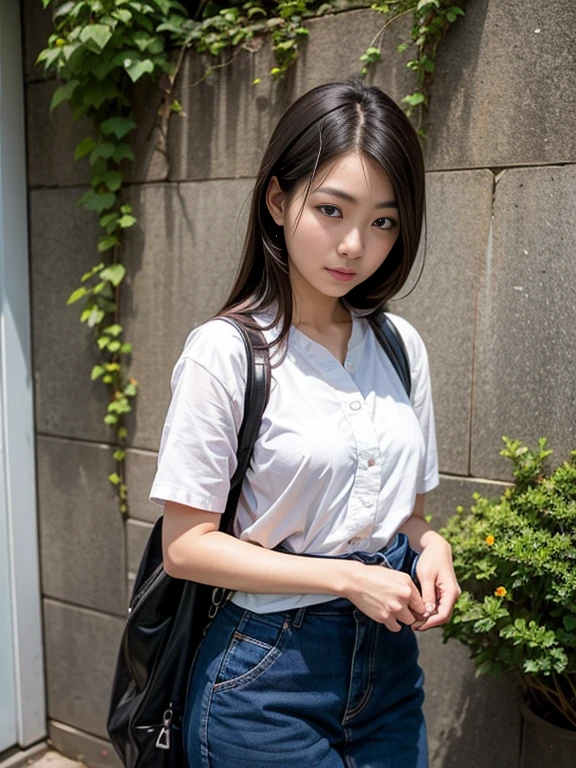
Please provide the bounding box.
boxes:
[22,0,576,765]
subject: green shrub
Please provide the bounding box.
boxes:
[440,437,576,730]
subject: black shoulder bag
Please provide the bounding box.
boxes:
[106,311,410,768]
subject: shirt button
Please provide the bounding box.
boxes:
[349,400,362,411]
[345,361,355,372]
[306,343,314,353]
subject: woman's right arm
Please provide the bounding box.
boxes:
[162,500,427,632]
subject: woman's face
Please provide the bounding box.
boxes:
[266,150,401,305]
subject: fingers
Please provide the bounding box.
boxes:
[415,587,461,631]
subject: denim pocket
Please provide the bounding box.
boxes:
[213,609,290,693]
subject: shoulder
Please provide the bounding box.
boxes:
[172,317,248,393]
[381,312,429,372]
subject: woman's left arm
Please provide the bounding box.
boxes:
[397,494,462,631]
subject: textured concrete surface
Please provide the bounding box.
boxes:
[48,723,121,768]
[25,750,84,767]
[29,187,111,444]
[120,179,255,449]
[25,82,91,188]
[419,474,520,768]
[124,449,160,523]
[126,518,153,581]
[470,165,576,480]
[22,0,55,82]
[37,437,127,616]
[423,0,576,170]
[390,169,494,476]
[425,473,511,529]
[167,8,415,181]
[419,629,521,768]
[43,601,125,740]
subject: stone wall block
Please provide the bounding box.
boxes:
[419,475,519,767]
[43,600,125,740]
[471,166,576,480]
[120,179,255,449]
[22,0,55,82]
[125,449,161,524]
[167,9,415,182]
[30,188,111,443]
[391,170,494,476]
[26,82,92,189]
[49,722,122,768]
[424,0,576,171]
[37,437,127,616]
[419,630,520,767]
[126,519,153,576]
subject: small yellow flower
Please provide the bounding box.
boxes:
[485,534,495,546]
[56,38,66,47]
[494,586,507,598]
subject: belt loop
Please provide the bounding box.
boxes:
[290,606,306,629]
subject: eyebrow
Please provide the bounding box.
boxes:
[311,186,398,209]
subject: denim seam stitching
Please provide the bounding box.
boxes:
[343,617,379,724]
[213,618,290,692]
[233,631,274,651]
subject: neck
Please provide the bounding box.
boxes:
[290,270,351,329]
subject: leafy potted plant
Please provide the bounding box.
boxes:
[439,437,576,768]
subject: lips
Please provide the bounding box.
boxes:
[325,267,357,282]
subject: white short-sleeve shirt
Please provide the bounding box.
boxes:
[149,306,440,613]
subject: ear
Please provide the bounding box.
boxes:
[265,175,286,226]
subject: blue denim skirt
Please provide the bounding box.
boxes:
[183,533,428,767]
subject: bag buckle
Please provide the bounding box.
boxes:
[155,707,173,750]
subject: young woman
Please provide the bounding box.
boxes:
[149,77,461,768]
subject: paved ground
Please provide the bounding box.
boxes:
[23,752,84,768]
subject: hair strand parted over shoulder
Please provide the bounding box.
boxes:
[216,77,426,358]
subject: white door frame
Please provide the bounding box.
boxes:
[0,0,46,750]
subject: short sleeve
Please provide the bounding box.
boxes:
[386,313,440,494]
[148,319,247,513]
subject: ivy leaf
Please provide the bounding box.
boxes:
[118,214,137,228]
[100,264,126,286]
[77,189,116,213]
[124,57,155,82]
[79,24,113,52]
[112,144,136,163]
[91,365,106,380]
[401,92,426,106]
[102,324,123,337]
[75,136,97,160]
[50,79,80,112]
[66,286,88,305]
[92,170,123,192]
[99,213,119,231]
[113,8,133,23]
[98,235,121,253]
[101,117,138,140]
[80,262,105,282]
[89,142,116,164]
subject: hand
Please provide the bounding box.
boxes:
[411,533,461,631]
[343,561,427,633]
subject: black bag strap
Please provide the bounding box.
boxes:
[368,311,412,398]
[217,316,271,535]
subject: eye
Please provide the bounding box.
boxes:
[317,204,342,218]
[374,217,396,230]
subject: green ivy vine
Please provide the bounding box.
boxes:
[37,0,465,515]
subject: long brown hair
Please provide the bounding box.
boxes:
[216,77,426,355]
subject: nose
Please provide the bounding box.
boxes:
[336,227,364,259]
